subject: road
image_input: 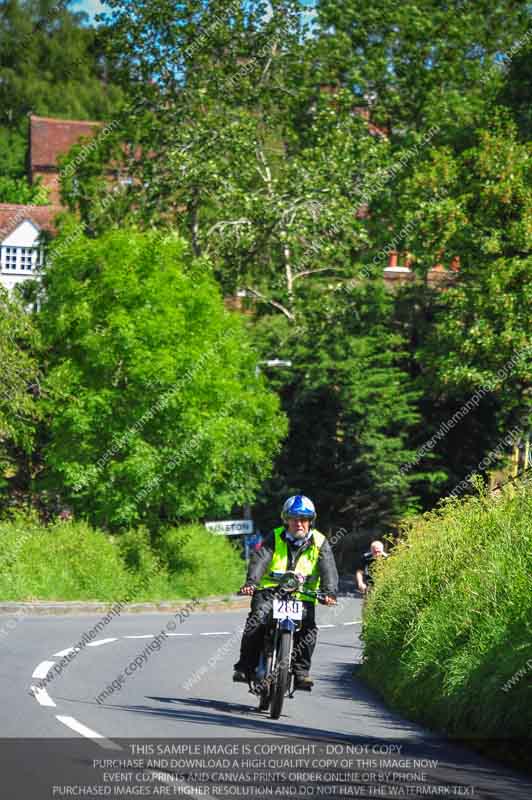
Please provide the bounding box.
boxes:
[1,596,530,799]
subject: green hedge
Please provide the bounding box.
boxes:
[0,514,245,601]
[361,479,532,744]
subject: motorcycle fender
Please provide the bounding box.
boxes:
[279,618,297,632]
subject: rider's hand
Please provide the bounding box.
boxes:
[358,583,367,595]
[323,595,337,606]
[239,584,255,596]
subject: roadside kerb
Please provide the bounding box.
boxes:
[0,595,252,617]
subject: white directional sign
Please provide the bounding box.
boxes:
[205,519,253,536]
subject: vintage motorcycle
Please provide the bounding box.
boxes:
[241,571,330,719]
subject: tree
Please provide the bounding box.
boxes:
[251,279,423,535]
[0,288,41,500]
[497,39,532,141]
[366,115,532,500]
[36,227,287,530]
[314,0,532,138]
[59,1,394,309]
[0,175,48,204]
[0,0,123,178]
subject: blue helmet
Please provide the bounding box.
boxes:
[281,495,316,525]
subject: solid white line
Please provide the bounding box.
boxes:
[55,716,122,750]
[53,646,79,658]
[32,660,56,679]
[30,685,56,707]
[86,638,118,647]
[317,624,336,629]
[123,635,155,639]
[343,620,362,625]
[200,631,231,636]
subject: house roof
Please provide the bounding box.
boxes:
[30,115,102,170]
[0,204,63,240]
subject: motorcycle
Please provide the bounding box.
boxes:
[240,571,330,720]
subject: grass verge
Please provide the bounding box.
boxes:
[361,479,532,770]
[0,513,245,601]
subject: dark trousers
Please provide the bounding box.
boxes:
[234,590,317,677]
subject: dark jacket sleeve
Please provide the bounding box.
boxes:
[246,531,275,585]
[318,538,339,596]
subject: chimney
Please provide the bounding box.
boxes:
[388,251,398,268]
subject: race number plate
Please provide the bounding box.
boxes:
[273,597,303,620]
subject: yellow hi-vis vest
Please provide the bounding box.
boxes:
[258,526,326,603]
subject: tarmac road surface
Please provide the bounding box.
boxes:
[1,596,530,799]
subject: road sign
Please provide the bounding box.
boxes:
[205,519,253,536]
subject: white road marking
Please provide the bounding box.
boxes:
[53,646,80,657]
[166,633,193,637]
[343,620,362,625]
[32,660,55,679]
[200,631,231,636]
[55,715,122,750]
[30,685,56,707]
[86,638,118,647]
[124,635,156,639]
[317,624,335,629]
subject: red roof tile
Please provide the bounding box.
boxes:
[30,115,102,170]
[0,204,63,240]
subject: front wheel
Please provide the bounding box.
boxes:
[270,630,292,719]
[257,652,272,711]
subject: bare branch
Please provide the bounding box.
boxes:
[206,218,252,238]
[243,286,295,321]
[293,267,345,282]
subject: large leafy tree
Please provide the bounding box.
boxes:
[59,1,395,308]
[36,227,287,531]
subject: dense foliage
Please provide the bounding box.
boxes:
[0,288,40,494]
[0,0,123,181]
[36,227,286,530]
[0,0,530,544]
[362,478,532,749]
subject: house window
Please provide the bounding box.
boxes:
[3,247,17,269]
[1,246,40,273]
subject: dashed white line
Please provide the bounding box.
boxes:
[55,715,122,750]
[166,633,193,637]
[53,646,80,658]
[32,660,56,680]
[124,635,156,639]
[30,685,56,707]
[200,631,231,636]
[343,620,362,625]
[317,624,335,629]
[86,638,118,647]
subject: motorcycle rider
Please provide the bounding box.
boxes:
[233,495,338,691]
[355,540,388,595]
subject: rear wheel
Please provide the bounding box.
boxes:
[270,631,291,719]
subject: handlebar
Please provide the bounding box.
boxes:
[238,576,337,605]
